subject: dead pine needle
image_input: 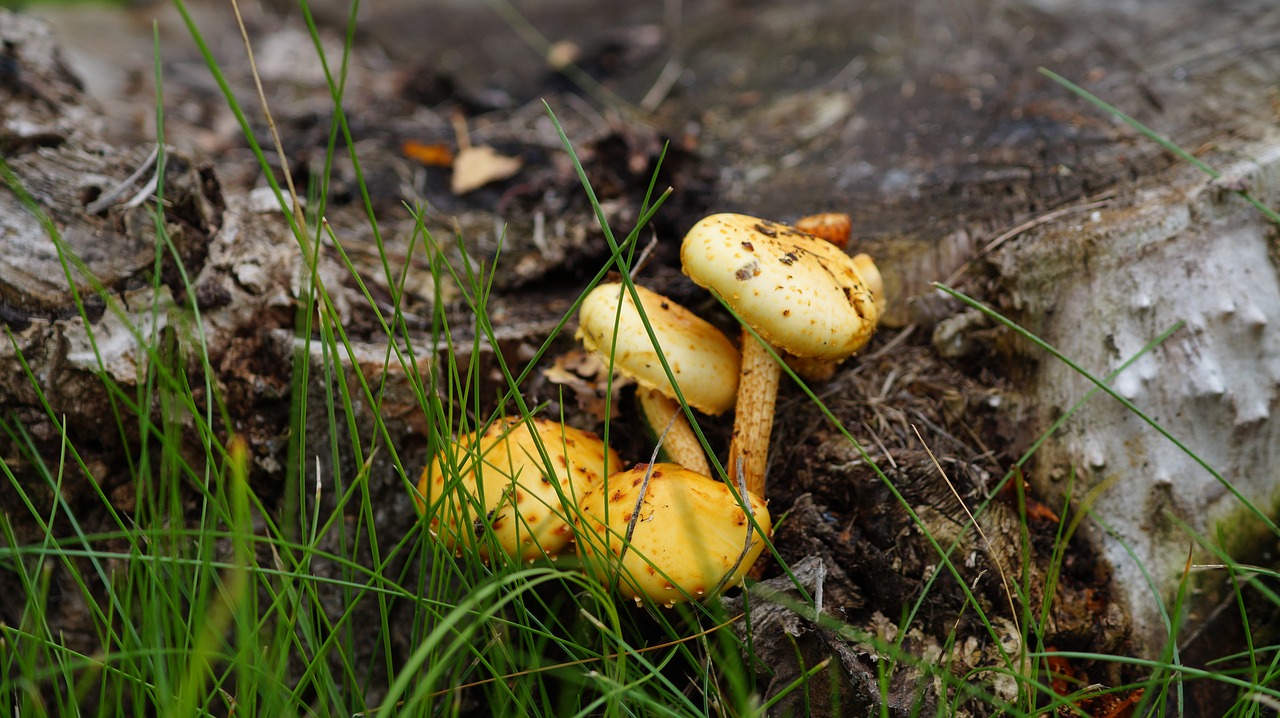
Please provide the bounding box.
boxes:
[230,0,305,227]
[712,457,759,598]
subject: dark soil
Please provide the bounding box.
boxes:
[6,0,1280,714]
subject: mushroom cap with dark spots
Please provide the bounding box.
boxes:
[680,213,879,361]
[417,415,622,563]
[577,462,771,607]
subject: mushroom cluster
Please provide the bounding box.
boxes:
[416,413,768,607]
[414,211,881,609]
[570,280,772,606]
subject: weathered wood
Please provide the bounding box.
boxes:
[1,143,222,321]
[0,10,316,535]
[986,142,1280,654]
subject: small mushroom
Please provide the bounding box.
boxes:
[852,252,886,318]
[794,211,852,249]
[577,462,771,607]
[417,415,621,562]
[680,213,880,496]
[576,282,740,476]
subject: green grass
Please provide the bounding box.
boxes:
[2,3,1280,716]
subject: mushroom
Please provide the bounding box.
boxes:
[680,213,880,496]
[417,415,621,562]
[852,252,886,318]
[786,214,888,382]
[576,462,771,607]
[794,211,852,249]
[576,282,740,476]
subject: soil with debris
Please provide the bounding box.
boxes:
[4,0,1279,715]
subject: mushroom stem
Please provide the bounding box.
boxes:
[636,388,712,477]
[728,328,782,497]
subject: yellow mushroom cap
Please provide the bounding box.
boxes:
[418,416,621,562]
[680,213,879,362]
[576,282,741,415]
[577,463,771,607]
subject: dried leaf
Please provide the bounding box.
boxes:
[1046,647,1144,718]
[997,466,1061,524]
[543,350,631,422]
[451,145,522,195]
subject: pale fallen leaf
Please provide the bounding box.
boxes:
[543,350,632,422]
[451,145,522,195]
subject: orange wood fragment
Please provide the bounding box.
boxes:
[1083,689,1143,718]
[998,467,1061,523]
[402,140,455,167]
[1046,647,1144,717]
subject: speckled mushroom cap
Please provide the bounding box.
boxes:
[577,282,741,415]
[577,463,771,607]
[680,213,880,362]
[418,416,621,562]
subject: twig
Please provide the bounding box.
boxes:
[563,91,610,137]
[863,324,916,362]
[451,112,472,152]
[1247,693,1280,712]
[86,144,159,214]
[639,0,684,112]
[640,58,683,112]
[711,457,758,597]
[619,419,674,559]
[627,230,660,281]
[813,556,826,618]
[122,173,160,211]
[863,420,897,469]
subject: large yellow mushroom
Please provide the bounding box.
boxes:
[680,213,881,497]
[576,462,771,607]
[576,282,740,476]
[418,416,620,562]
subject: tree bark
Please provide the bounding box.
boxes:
[983,148,1280,654]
